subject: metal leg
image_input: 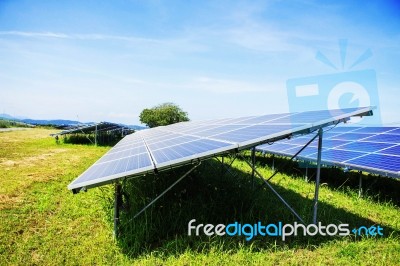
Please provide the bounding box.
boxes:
[251,148,256,189]
[132,162,200,219]
[305,166,308,182]
[358,171,363,198]
[113,183,122,238]
[242,158,305,224]
[252,132,319,191]
[216,154,238,178]
[312,128,323,225]
[221,156,224,175]
[272,155,275,171]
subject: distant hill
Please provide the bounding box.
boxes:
[20,118,82,126]
[0,113,15,120]
[0,113,146,129]
[128,125,147,130]
[0,114,30,120]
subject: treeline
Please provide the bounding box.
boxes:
[0,119,33,128]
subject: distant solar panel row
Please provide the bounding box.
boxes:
[256,126,400,178]
[68,107,374,192]
[52,122,129,136]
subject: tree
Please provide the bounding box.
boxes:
[139,102,189,128]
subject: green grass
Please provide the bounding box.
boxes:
[0,129,399,265]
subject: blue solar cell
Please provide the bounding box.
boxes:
[151,139,233,164]
[327,126,362,133]
[321,132,341,139]
[180,125,221,134]
[308,139,350,148]
[347,154,400,172]
[258,143,300,153]
[363,134,400,144]
[387,128,400,135]
[377,145,400,156]
[321,149,367,163]
[112,141,145,152]
[257,140,328,157]
[352,127,398,134]
[146,133,192,145]
[98,146,148,163]
[287,146,324,157]
[339,141,394,153]
[70,153,153,185]
[330,133,373,141]
[148,135,199,150]
[282,137,312,145]
[235,113,292,125]
[215,116,250,124]
[140,131,177,141]
[191,125,245,137]
[114,137,142,148]
[269,108,359,124]
[213,124,296,143]
[126,153,153,171]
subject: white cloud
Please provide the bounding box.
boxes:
[0,31,69,38]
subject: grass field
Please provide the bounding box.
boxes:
[0,129,399,265]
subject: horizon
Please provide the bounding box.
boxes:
[0,1,399,125]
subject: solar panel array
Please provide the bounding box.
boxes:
[257,126,400,178]
[52,122,131,136]
[68,107,373,192]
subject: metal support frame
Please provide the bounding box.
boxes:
[358,171,363,198]
[113,182,122,238]
[241,128,322,224]
[221,156,224,175]
[113,126,330,237]
[271,155,275,171]
[242,158,305,224]
[78,127,94,145]
[261,131,319,184]
[312,128,323,225]
[305,165,308,182]
[251,147,256,189]
[132,162,201,219]
[215,154,238,178]
[95,123,98,146]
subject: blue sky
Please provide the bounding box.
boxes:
[0,0,399,125]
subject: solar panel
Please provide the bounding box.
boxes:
[327,127,362,133]
[340,141,393,153]
[363,134,400,144]
[346,154,400,173]
[257,125,400,178]
[68,107,374,193]
[351,127,398,134]
[380,145,400,156]
[331,133,373,141]
[52,122,131,136]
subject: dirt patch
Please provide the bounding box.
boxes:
[24,149,68,164]
[0,193,23,210]
[0,160,16,167]
[0,149,68,168]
